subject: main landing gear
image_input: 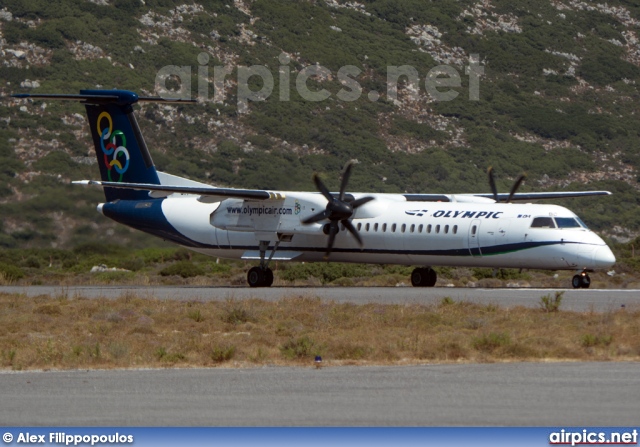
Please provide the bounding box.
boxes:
[411,267,437,287]
[247,240,280,287]
[247,266,273,287]
[572,271,591,289]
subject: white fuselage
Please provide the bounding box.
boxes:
[148,191,615,271]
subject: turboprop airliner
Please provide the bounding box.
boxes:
[13,89,616,288]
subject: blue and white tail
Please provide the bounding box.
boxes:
[83,90,160,201]
[12,89,194,201]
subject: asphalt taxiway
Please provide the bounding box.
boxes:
[1,362,638,426]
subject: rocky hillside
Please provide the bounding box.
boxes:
[1,0,640,248]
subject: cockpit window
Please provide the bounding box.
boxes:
[555,217,582,229]
[531,217,556,228]
[575,217,589,229]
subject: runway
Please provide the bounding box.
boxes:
[1,285,639,312]
[1,362,638,426]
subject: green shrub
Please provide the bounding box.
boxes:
[471,268,530,281]
[159,261,205,278]
[280,335,317,359]
[440,297,455,306]
[211,345,236,363]
[246,134,273,150]
[221,306,252,325]
[32,151,79,177]
[472,332,511,352]
[280,263,369,284]
[92,271,136,282]
[579,53,640,85]
[118,257,145,272]
[155,347,186,362]
[21,256,42,269]
[206,262,232,275]
[539,291,564,313]
[390,116,447,143]
[581,334,612,348]
[0,263,25,281]
[137,248,177,264]
[187,309,204,322]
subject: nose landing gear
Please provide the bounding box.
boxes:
[572,271,591,289]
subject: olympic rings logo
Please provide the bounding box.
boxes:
[97,111,130,182]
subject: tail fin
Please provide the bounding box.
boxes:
[12,89,194,201]
[83,91,159,201]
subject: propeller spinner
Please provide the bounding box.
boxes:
[302,162,374,258]
[487,167,526,203]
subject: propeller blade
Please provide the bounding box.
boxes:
[488,167,499,202]
[342,219,363,246]
[307,162,369,257]
[302,209,331,224]
[351,196,374,209]
[313,174,334,202]
[506,174,526,203]
[324,222,339,258]
[339,161,354,201]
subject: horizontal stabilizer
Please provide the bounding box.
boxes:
[12,90,196,105]
[73,180,278,201]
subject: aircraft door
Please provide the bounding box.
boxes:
[468,219,482,257]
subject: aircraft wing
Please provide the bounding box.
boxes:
[403,191,612,203]
[470,191,612,201]
[73,180,280,200]
[76,180,612,203]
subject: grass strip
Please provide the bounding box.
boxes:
[0,292,638,370]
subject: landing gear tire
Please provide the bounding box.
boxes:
[572,274,591,289]
[581,274,590,289]
[411,268,424,287]
[264,268,274,287]
[247,267,264,288]
[247,267,273,287]
[411,267,437,287]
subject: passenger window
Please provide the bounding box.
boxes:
[444,225,449,234]
[401,224,406,233]
[418,224,423,233]
[453,225,458,235]
[531,217,556,228]
[427,224,432,234]
[410,224,415,233]
[365,223,370,232]
[436,225,440,233]
[374,223,378,232]
[357,223,362,231]
[471,225,476,235]
[392,223,397,232]
[382,223,387,232]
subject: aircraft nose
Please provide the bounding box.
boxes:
[592,246,616,268]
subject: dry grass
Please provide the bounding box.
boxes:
[0,292,639,370]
